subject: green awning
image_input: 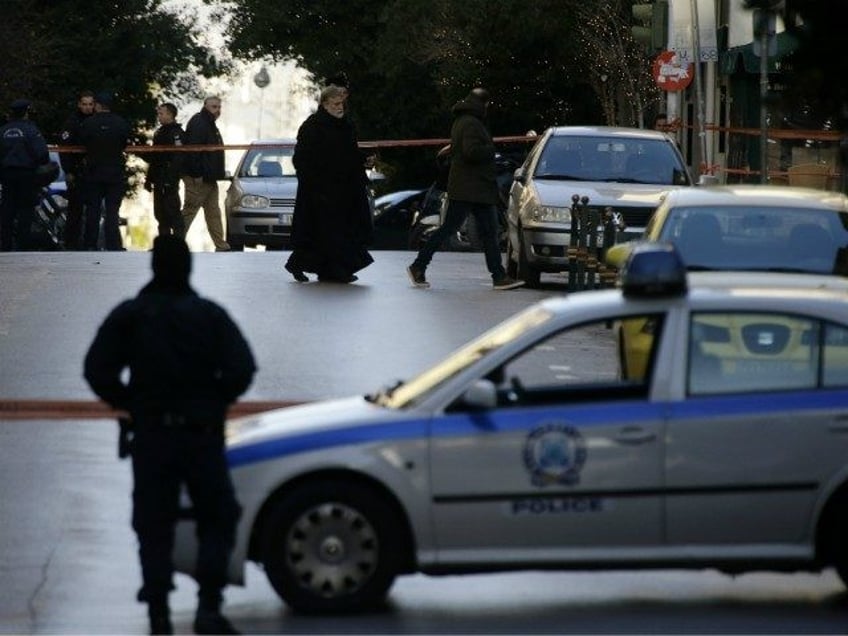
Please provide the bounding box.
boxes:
[720,31,799,74]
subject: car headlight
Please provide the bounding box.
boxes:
[239,194,270,209]
[529,206,571,224]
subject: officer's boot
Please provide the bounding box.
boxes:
[193,593,240,635]
[147,599,173,636]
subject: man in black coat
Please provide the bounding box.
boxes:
[78,91,131,251]
[145,103,185,236]
[84,235,257,635]
[0,99,50,251]
[407,88,524,290]
[180,96,230,251]
[57,90,95,249]
[284,84,373,283]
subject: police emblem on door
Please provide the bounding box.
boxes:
[523,423,587,487]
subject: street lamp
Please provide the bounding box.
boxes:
[253,65,270,140]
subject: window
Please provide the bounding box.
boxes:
[688,312,820,395]
[491,313,663,408]
[822,322,848,387]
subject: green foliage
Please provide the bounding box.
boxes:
[222,0,609,184]
[0,0,229,142]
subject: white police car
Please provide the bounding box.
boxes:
[174,244,848,613]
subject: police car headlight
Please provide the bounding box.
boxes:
[240,194,270,209]
[529,206,571,224]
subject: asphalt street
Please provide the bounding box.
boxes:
[1,250,846,634]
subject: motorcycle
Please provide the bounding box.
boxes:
[408,151,521,252]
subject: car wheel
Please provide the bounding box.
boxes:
[516,230,541,288]
[261,480,401,614]
[822,492,848,589]
[506,238,518,278]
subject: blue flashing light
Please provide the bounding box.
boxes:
[621,242,687,298]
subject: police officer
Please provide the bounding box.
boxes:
[78,91,131,251]
[145,103,185,236]
[0,99,50,251]
[57,90,95,249]
[84,235,257,635]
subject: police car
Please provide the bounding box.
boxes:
[174,244,848,613]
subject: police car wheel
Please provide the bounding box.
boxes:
[823,494,848,590]
[261,480,402,613]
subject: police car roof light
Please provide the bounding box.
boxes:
[620,242,687,298]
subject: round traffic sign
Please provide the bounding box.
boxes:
[652,51,693,92]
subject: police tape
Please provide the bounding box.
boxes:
[47,134,537,154]
[0,399,304,420]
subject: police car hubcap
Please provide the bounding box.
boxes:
[287,502,379,597]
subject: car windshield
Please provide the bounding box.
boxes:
[237,146,296,178]
[373,306,554,409]
[534,136,687,185]
[658,205,848,275]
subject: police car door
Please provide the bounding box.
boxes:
[665,311,848,548]
[429,313,666,563]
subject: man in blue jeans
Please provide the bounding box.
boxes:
[407,88,524,290]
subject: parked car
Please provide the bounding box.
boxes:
[224,139,297,251]
[506,126,694,287]
[173,245,848,613]
[371,189,426,250]
[605,184,848,274]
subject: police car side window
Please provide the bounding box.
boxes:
[688,312,820,396]
[499,313,660,406]
[822,322,848,387]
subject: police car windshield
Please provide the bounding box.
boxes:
[377,306,553,409]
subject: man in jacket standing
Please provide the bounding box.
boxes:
[145,103,185,236]
[0,99,50,251]
[407,88,523,290]
[180,96,230,251]
[84,235,256,635]
[57,90,95,249]
[78,91,131,251]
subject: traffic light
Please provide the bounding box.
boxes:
[632,0,669,52]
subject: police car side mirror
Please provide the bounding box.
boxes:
[461,379,498,411]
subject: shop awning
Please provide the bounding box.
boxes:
[720,30,799,74]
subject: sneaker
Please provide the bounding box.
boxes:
[407,264,430,288]
[493,276,525,290]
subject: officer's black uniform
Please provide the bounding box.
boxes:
[84,236,256,635]
[57,107,92,249]
[78,92,131,251]
[0,99,50,251]
[146,121,186,236]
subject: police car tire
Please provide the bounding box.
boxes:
[824,499,848,589]
[261,480,401,613]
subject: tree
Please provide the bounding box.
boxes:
[220,0,613,184]
[0,0,229,143]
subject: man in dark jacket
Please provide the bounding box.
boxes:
[57,90,95,249]
[180,96,230,251]
[407,88,524,290]
[145,103,185,236]
[0,99,50,251]
[84,235,256,635]
[78,91,131,251]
